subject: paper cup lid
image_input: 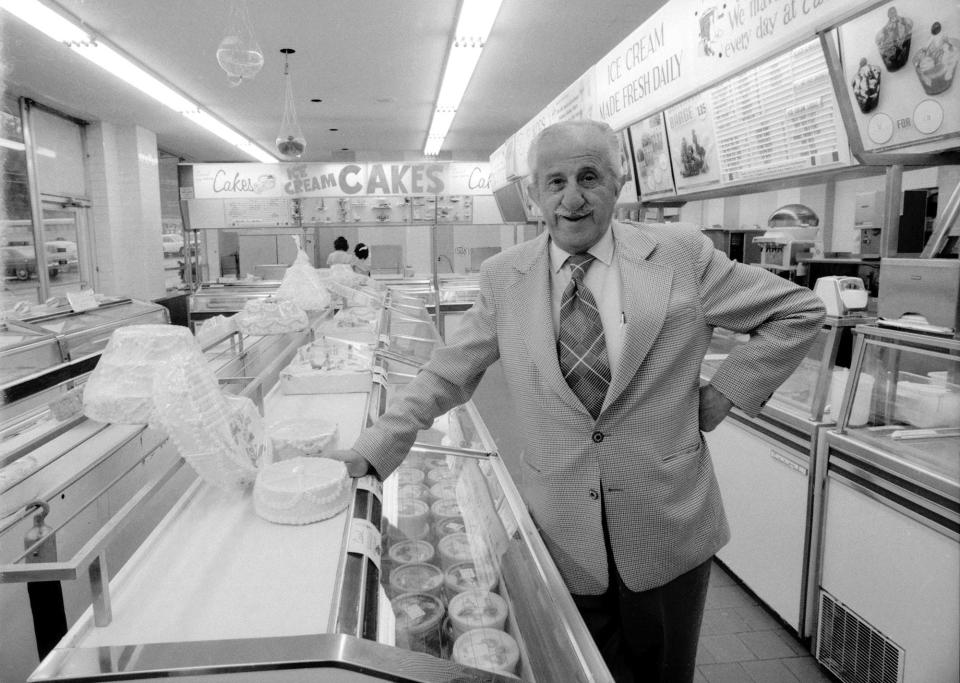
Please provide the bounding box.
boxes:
[390,562,443,595]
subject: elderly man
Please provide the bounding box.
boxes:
[331,119,825,682]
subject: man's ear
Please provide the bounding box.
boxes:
[526,177,541,209]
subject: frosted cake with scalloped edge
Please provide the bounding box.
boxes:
[253,457,352,525]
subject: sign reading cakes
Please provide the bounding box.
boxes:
[839,0,960,152]
[187,162,493,199]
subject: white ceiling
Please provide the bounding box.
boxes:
[1,0,662,163]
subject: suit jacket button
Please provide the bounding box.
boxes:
[589,488,600,500]
[592,431,604,443]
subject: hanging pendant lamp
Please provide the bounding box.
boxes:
[276,48,306,159]
[216,0,264,87]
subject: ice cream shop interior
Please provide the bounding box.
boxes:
[1,0,958,682]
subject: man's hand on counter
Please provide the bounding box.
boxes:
[326,448,371,477]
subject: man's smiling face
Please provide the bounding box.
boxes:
[528,124,624,254]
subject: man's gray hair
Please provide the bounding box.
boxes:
[526,119,624,184]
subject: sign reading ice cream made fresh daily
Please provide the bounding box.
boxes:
[185,162,493,200]
[493,0,876,182]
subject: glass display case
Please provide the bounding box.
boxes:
[23,298,169,361]
[814,324,959,683]
[188,280,281,328]
[701,314,870,428]
[0,318,61,388]
[10,291,610,683]
[827,324,959,512]
[438,275,480,304]
[1,298,170,473]
[699,314,871,637]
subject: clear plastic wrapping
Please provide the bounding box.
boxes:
[83,325,211,425]
[195,314,237,348]
[150,362,263,491]
[234,298,308,336]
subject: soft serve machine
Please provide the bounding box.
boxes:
[753,204,820,279]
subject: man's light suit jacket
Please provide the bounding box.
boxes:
[354,221,826,595]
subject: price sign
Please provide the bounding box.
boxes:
[347,517,382,570]
[356,475,383,503]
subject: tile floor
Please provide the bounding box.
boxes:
[696,562,837,683]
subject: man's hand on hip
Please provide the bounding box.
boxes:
[325,448,371,477]
[699,384,733,432]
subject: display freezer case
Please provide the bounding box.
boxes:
[436,276,481,340]
[0,319,62,395]
[22,298,170,362]
[188,281,282,328]
[1,299,170,473]
[0,322,311,683]
[813,325,959,683]
[699,314,871,636]
[13,297,610,682]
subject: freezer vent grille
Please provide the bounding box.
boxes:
[816,590,904,683]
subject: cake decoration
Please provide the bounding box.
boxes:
[267,418,338,459]
[253,457,352,525]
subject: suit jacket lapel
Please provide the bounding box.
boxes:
[506,233,589,416]
[605,222,672,409]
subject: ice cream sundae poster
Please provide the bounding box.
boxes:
[664,93,722,191]
[627,113,677,199]
[839,0,960,153]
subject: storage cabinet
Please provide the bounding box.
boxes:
[700,314,869,636]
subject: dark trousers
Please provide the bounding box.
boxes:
[571,517,712,683]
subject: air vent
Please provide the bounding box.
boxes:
[816,590,905,683]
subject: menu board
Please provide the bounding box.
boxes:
[627,113,676,199]
[664,92,723,191]
[710,39,848,183]
[662,38,850,194]
[225,198,296,226]
[839,0,960,153]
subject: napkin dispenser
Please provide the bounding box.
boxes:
[814,276,869,316]
[878,258,960,334]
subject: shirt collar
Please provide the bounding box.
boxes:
[549,225,615,274]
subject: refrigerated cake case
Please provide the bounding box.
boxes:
[13,291,611,682]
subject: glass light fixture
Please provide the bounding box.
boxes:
[276,48,306,159]
[216,0,264,87]
[0,0,278,162]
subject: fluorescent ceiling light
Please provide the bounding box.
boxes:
[0,0,279,162]
[423,0,503,156]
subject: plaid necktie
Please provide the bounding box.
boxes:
[558,253,610,419]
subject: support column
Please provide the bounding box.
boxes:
[85,123,165,300]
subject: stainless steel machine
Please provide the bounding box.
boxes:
[754,204,821,275]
